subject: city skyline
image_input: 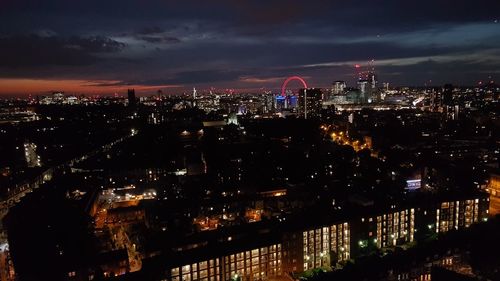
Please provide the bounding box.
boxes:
[1,2,499,278]
[1,0,500,95]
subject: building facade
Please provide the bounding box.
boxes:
[298,88,323,119]
[161,195,489,281]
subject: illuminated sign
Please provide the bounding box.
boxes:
[406,179,421,191]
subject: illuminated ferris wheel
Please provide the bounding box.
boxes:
[280,76,308,97]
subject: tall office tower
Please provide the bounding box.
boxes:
[192,87,197,107]
[263,92,274,113]
[355,61,377,99]
[127,89,137,107]
[442,84,453,106]
[429,87,438,109]
[288,94,298,108]
[453,105,460,120]
[298,88,323,119]
[332,81,346,95]
[432,84,454,112]
[274,94,280,110]
[357,80,369,95]
[383,82,389,92]
[368,72,377,89]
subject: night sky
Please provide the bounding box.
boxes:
[1,0,500,95]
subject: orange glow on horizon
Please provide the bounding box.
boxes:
[0,78,182,95]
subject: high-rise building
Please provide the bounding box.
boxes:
[368,72,377,89]
[262,92,274,113]
[298,88,323,119]
[127,89,137,107]
[357,80,369,95]
[275,95,287,111]
[332,81,346,95]
[383,82,389,92]
[431,84,454,112]
[455,104,460,118]
[442,84,453,106]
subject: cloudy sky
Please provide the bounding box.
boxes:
[1,0,499,95]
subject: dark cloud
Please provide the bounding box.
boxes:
[136,26,164,35]
[1,0,500,92]
[137,35,181,44]
[3,0,500,34]
[0,34,125,67]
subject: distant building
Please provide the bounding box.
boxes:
[432,84,454,110]
[346,89,369,104]
[262,93,274,113]
[332,81,346,95]
[453,104,460,120]
[329,94,348,105]
[275,95,287,111]
[383,82,390,92]
[368,72,377,90]
[127,89,137,107]
[298,88,323,119]
[357,80,369,95]
[442,84,454,106]
[24,142,41,167]
[52,92,65,102]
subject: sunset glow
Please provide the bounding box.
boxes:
[0,79,181,95]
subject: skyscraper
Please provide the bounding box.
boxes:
[298,88,323,119]
[263,92,274,113]
[332,81,346,95]
[442,84,453,106]
[357,80,369,95]
[127,89,137,107]
[368,72,377,90]
[431,84,454,111]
